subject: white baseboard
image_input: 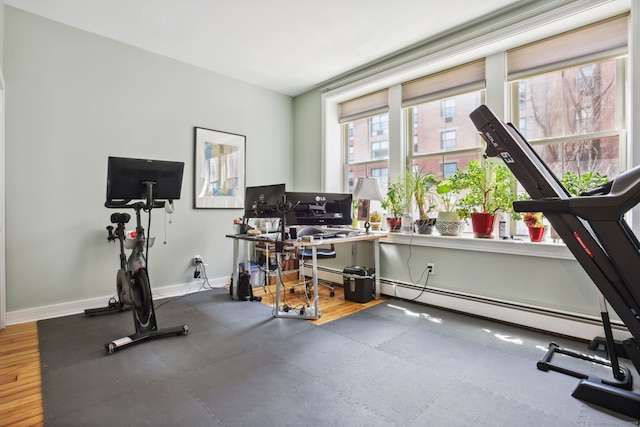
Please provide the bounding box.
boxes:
[6,277,229,326]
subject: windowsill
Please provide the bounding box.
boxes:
[380,231,575,260]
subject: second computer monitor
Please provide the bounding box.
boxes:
[285,192,352,227]
[244,183,286,218]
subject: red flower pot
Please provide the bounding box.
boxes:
[386,217,402,232]
[471,212,495,238]
[528,226,545,242]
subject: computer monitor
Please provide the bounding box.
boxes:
[106,156,184,203]
[285,192,352,227]
[244,184,286,218]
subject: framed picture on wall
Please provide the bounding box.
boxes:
[194,127,246,209]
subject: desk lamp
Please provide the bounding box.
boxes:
[353,177,383,233]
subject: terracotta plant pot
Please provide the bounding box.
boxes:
[471,212,495,238]
[528,226,545,242]
[386,217,402,232]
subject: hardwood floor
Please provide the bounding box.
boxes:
[253,280,386,325]
[0,322,43,427]
[0,283,383,426]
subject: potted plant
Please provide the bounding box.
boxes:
[433,173,466,236]
[522,211,545,242]
[542,170,609,242]
[456,159,516,238]
[409,169,440,234]
[369,211,383,230]
[381,177,408,232]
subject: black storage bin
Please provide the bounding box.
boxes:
[343,266,375,303]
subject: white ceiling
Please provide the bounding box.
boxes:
[5,0,531,96]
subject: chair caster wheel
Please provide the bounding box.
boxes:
[182,325,189,335]
[330,291,335,297]
[290,288,295,294]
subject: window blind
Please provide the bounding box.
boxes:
[507,14,628,81]
[339,89,389,123]
[401,59,485,108]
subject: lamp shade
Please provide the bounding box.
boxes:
[353,177,383,201]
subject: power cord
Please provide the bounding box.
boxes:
[193,258,212,289]
[405,227,431,302]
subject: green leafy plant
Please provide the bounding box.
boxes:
[456,160,516,219]
[561,171,609,196]
[517,170,609,214]
[434,176,465,214]
[408,169,441,220]
[381,176,408,218]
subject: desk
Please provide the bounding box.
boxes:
[226,231,387,319]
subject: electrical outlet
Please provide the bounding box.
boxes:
[427,263,435,275]
[193,255,203,265]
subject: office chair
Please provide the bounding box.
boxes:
[290,226,336,297]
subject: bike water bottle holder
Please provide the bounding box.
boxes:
[124,231,155,249]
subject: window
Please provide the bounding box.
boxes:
[333,14,628,238]
[440,129,457,151]
[405,91,484,180]
[441,98,456,119]
[345,113,390,191]
[507,15,628,235]
[510,61,624,182]
[402,60,485,181]
[339,90,390,193]
[443,162,458,178]
[371,138,389,159]
[370,115,389,137]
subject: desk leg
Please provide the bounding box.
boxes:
[274,250,281,315]
[311,246,320,317]
[231,239,239,300]
[273,247,320,320]
[374,239,381,299]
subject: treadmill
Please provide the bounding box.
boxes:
[470,104,640,419]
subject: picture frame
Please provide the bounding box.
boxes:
[194,127,246,209]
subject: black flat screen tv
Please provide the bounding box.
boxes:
[106,156,184,202]
[244,184,286,218]
[285,192,352,226]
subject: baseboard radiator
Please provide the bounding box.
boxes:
[307,265,628,342]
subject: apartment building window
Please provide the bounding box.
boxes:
[370,115,389,137]
[508,15,627,184]
[440,129,457,151]
[402,60,485,179]
[340,90,390,194]
[508,14,628,234]
[440,98,456,122]
[371,139,389,159]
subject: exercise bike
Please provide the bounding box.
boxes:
[88,156,188,354]
[102,201,188,354]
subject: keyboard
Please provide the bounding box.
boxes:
[318,232,348,239]
[257,233,281,240]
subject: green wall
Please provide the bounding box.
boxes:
[4,7,294,312]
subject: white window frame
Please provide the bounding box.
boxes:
[319,1,635,257]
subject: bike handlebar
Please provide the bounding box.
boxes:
[105,199,167,210]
